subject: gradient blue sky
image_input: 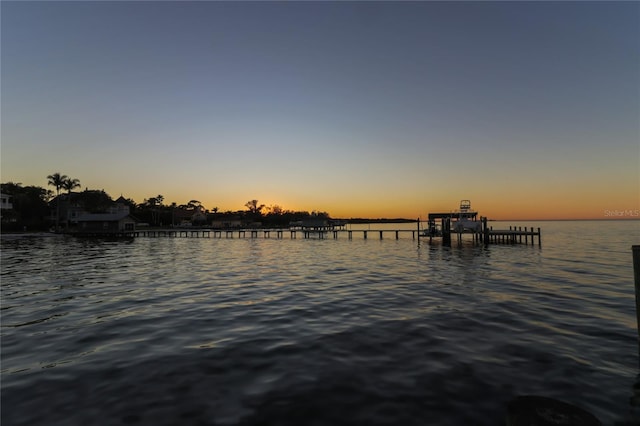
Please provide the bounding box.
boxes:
[2,1,638,219]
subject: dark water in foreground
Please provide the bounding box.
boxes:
[2,221,640,425]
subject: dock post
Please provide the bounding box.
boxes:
[538,227,541,247]
[379,231,383,240]
[363,231,367,240]
[416,218,420,240]
[633,246,640,362]
[442,218,451,246]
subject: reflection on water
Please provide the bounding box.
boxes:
[1,221,639,425]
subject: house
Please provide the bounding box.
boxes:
[0,193,13,210]
[108,197,131,215]
[48,192,79,226]
[0,193,16,225]
[76,212,137,233]
[210,214,243,229]
[191,205,207,226]
[172,205,208,227]
[74,196,137,233]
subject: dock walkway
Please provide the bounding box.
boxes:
[73,229,421,240]
[486,226,541,245]
[71,225,540,245]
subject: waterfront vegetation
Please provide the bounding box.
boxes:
[1,173,339,232]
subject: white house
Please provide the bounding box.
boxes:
[1,193,13,210]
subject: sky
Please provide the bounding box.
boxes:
[2,1,638,220]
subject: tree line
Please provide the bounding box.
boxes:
[0,173,331,231]
[132,197,330,228]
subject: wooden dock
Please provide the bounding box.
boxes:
[485,226,542,245]
[70,225,540,246]
[420,201,542,246]
[72,228,422,240]
[71,199,541,247]
[419,224,541,246]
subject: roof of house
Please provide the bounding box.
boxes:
[77,212,135,222]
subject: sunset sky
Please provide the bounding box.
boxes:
[2,1,638,220]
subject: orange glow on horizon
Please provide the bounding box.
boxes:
[3,171,638,222]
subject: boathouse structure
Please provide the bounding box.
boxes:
[420,200,541,246]
[76,212,137,235]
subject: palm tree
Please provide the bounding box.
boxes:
[47,172,67,231]
[62,177,81,229]
[155,195,164,226]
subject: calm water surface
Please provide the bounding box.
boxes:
[2,220,640,425]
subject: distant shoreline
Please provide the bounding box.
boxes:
[342,218,417,224]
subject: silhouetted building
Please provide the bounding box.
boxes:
[76,212,137,233]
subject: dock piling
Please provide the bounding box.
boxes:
[633,245,640,362]
[538,227,541,247]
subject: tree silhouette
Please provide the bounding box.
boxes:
[75,189,112,213]
[244,200,265,224]
[187,200,201,209]
[63,178,80,193]
[47,172,68,231]
[245,199,265,215]
[269,205,284,215]
[62,177,81,229]
[144,194,164,226]
[1,182,51,231]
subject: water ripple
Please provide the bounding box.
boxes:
[1,222,639,425]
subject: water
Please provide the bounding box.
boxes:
[2,220,639,425]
